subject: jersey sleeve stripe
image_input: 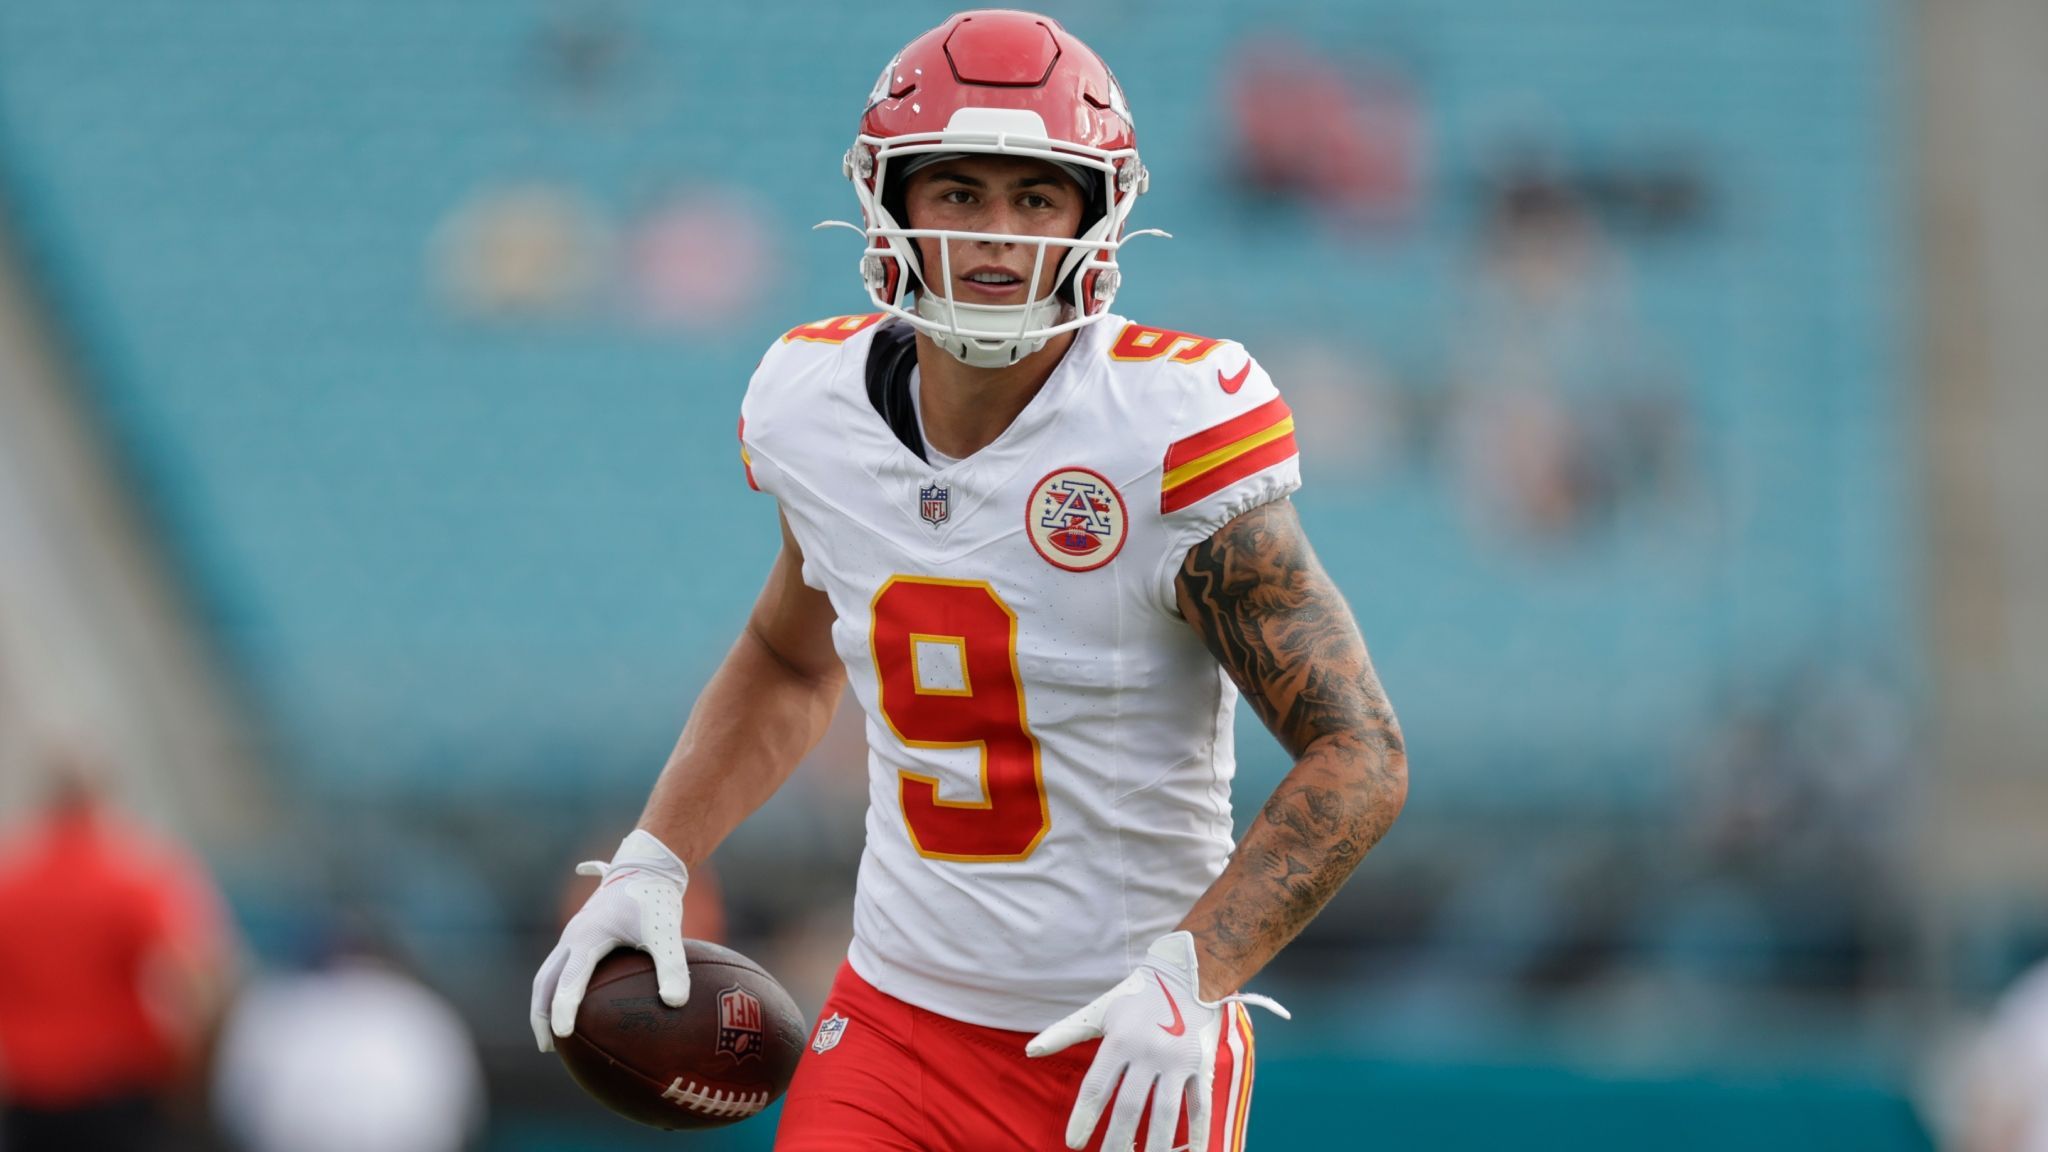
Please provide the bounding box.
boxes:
[1159,430,1298,514]
[1164,396,1292,472]
[1161,417,1296,492]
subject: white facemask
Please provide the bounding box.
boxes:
[823,106,1162,369]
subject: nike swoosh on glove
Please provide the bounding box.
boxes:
[1025,931,1288,1152]
[529,829,690,1052]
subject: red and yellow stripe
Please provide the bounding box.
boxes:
[1160,397,1296,514]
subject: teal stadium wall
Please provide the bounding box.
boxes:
[0,0,1916,802]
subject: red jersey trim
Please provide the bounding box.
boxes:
[1164,396,1291,472]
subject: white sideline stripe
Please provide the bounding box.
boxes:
[662,1077,770,1118]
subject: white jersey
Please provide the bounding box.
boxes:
[739,311,1301,1030]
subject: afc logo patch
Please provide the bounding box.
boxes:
[811,1012,849,1055]
[1027,467,1127,572]
[716,985,763,1062]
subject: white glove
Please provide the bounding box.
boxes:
[529,829,691,1053]
[1026,932,1287,1152]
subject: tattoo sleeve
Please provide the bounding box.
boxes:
[1172,498,1407,999]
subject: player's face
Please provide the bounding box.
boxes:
[902,156,1087,307]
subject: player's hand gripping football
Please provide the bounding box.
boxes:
[530,829,691,1052]
[1026,932,1288,1152]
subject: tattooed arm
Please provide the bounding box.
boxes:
[1172,498,1407,1001]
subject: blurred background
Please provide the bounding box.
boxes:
[0,0,2042,1148]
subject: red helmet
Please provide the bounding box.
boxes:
[838,10,1150,366]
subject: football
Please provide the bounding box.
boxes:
[554,940,807,1130]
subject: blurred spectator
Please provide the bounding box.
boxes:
[1446,159,1691,542]
[1226,38,1421,229]
[627,189,778,331]
[434,184,614,318]
[0,748,234,1152]
[211,921,485,1152]
[529,0,643,113]
[1649,664,1915,994]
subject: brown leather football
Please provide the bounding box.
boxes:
[554,940,807,1130]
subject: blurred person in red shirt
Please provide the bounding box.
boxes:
[0,747,234,1152]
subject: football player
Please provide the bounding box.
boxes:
[531,10,1407,1151]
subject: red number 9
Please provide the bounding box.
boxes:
[869,577,1049,862]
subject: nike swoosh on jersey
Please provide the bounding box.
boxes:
[1218,361,1251,394]
[1153,973,1187,1037]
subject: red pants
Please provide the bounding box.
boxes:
[776,962,1255,1151]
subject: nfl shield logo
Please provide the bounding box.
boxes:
[811,1012,849,1054]
[715,985,763,1062]
[919,483,951,526]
